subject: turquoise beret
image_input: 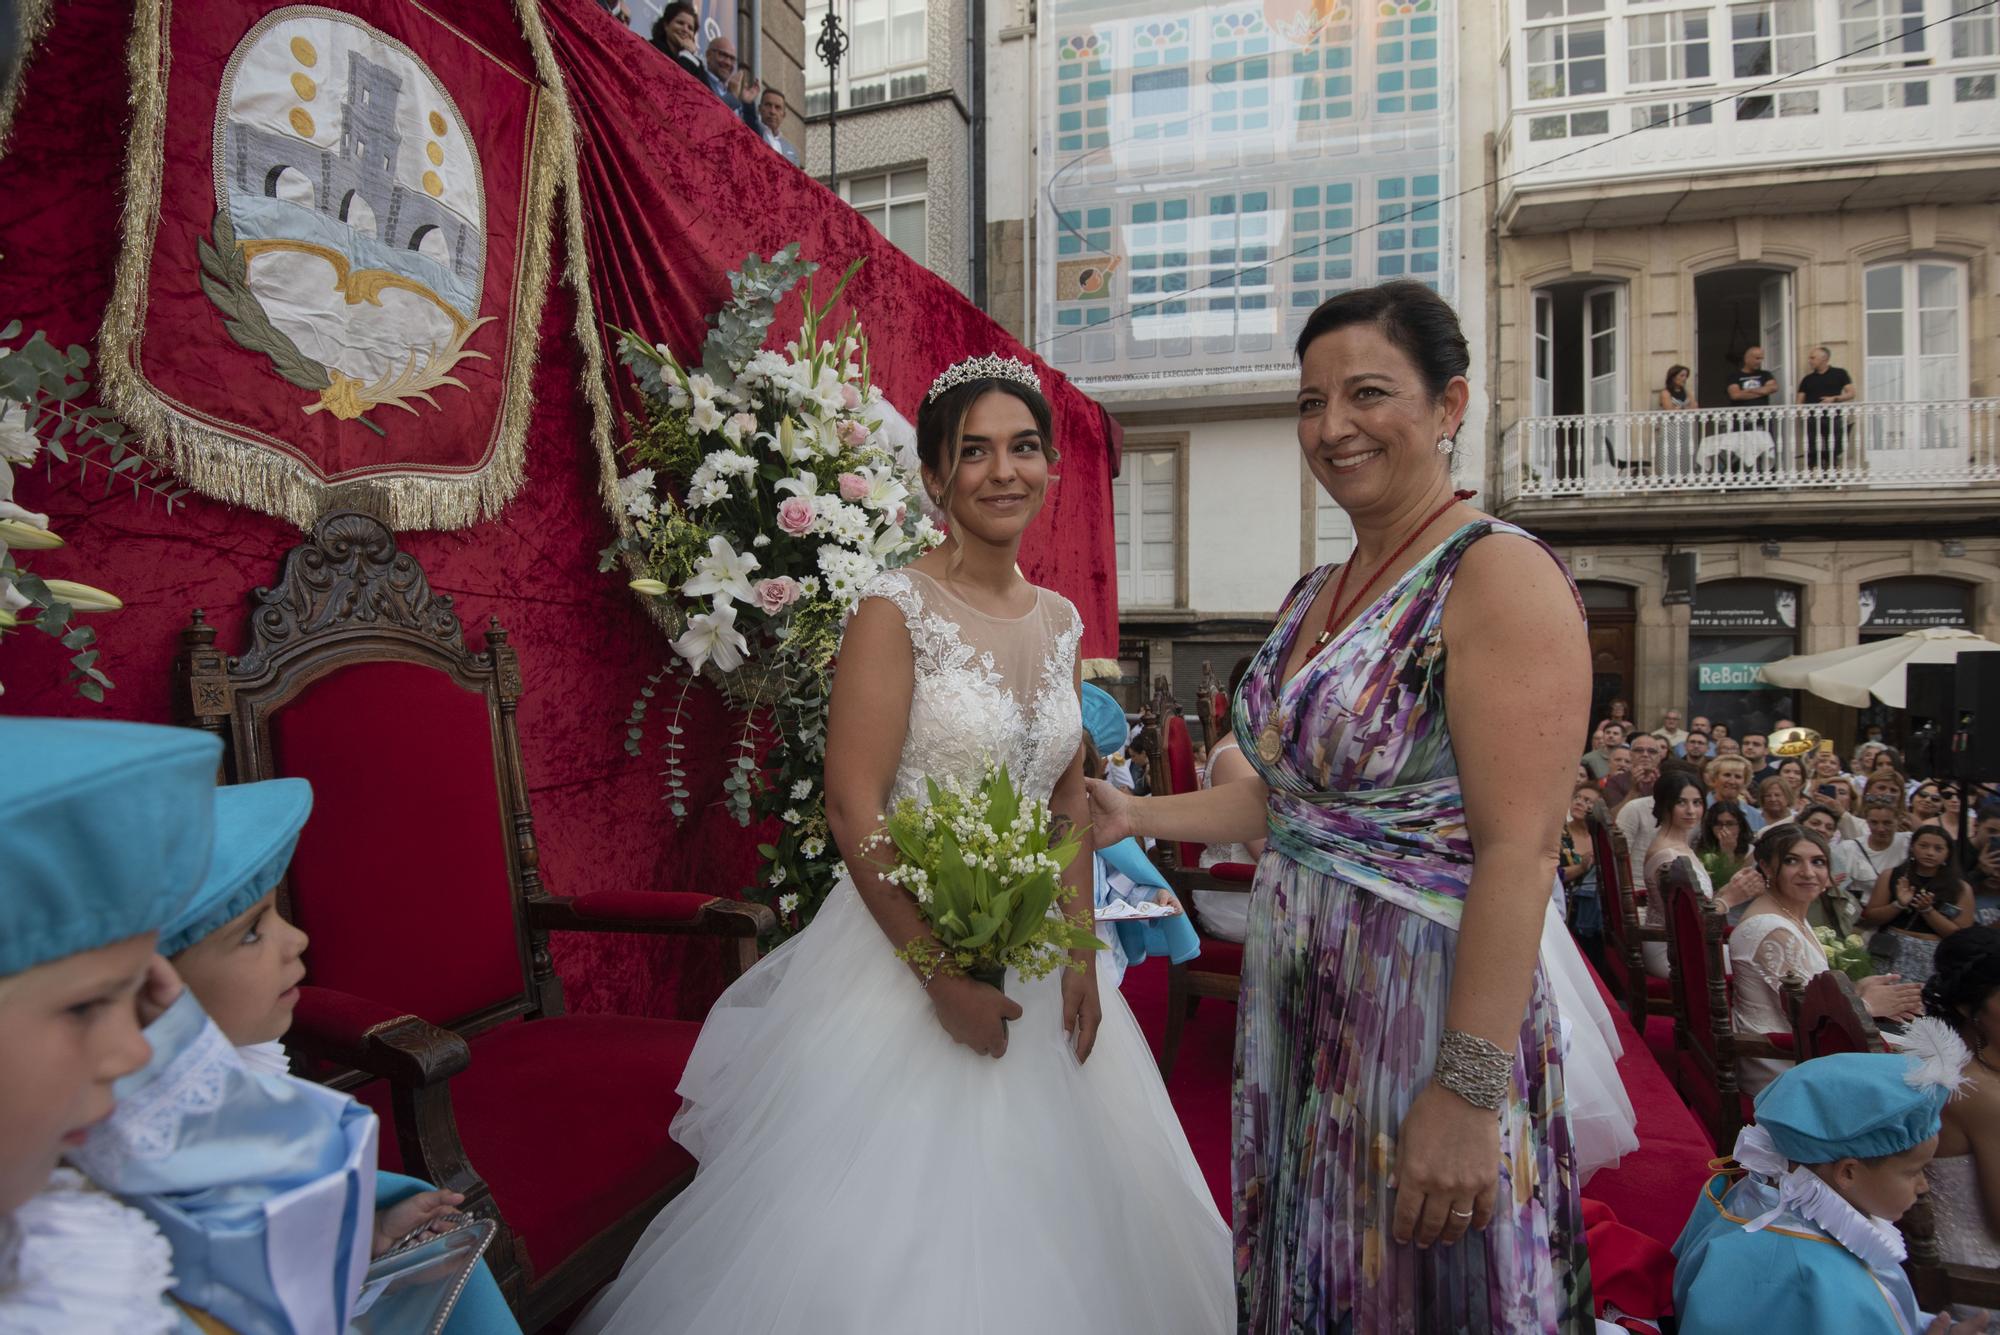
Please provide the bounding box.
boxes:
[1752,1050,1952,1164]
[160,777,313,957]
[1080,682,1127,757]
[0,718,220,975]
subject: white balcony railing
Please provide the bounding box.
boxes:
[1498,63,2000,201]
[1500,399,2000,503]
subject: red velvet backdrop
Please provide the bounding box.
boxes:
[0,0,1117,1020]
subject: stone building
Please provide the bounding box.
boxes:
[1487,0,2000,748]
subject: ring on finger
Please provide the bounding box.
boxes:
[1448,1207,1474,1219]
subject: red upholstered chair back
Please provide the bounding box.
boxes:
[1159,715,1203,870]
[1664,863,1727,1062]
[176,514,557,1035]
[1792,969,1887,1058]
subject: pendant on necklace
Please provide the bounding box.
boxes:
[1258,721,1284,764]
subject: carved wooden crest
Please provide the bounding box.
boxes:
[235,512,463,676]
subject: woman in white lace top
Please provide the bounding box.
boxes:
[1922,925,2000,1296]
[1728,825,1924,1097]
[1642,772,1711,977]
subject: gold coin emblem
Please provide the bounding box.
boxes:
[426,141,445,165]
[428,110,448,136]
[290,73,317,100]
[421,170,444,197]
[290,36,318,67]
[1257,723,1283,765]
[289,107,316,138]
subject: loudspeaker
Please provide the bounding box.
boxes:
[1951,650,2000,782]
[1663,552,1698,606]
[1906,663,1956,779]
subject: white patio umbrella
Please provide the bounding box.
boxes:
[1756,627,2000,709]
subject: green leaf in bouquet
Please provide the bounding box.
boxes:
[985,767,1020,841]
[960,912,1003,950]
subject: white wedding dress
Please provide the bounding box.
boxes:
[574,569,1234,1335]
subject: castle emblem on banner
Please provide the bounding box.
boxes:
[98,0,561,530]
[205,17,494,433]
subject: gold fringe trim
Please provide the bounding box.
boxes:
[512,0,680,637]
[95,0,565,532]
[0,0,54,159]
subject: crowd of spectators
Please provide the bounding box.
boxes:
[642,1,801,166]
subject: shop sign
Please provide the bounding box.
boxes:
[1861,580,1971,631]
[1697,662,1767,691]
[1689,581,1798,633]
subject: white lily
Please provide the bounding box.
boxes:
[773,471,821,499]
[682,535,761,607]
[42,578,122,611]
[629,577,669,596]
[670,601,749,675]
[858,465,909,514]
[0,518,62,550]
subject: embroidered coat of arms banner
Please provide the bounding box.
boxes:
[101,0,563,529]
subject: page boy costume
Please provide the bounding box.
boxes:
[1081,682,1201,985]
[1672,1020,1971,1335]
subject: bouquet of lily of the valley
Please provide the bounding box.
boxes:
[1814,925,1875,982]
[876,764,1102,995]
[606,247,940,931]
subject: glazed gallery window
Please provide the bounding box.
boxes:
[840,169,928,262]
[1525,0,1608,100]
[1838,0,1925,61]
[804,0,926,112]
[1730,0,1815,79]
[1627,8,1713,85]
[1114,446,1181,608]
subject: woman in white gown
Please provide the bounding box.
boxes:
[574,359,1232,1335]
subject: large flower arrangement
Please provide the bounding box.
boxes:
[605,247,939,932]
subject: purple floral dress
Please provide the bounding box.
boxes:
[1230,520,1592,1334]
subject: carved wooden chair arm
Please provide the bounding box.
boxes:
[287,985,471,1087]
[1735,1031,1795,1061]
[526,891,777,937]
[1638,925,1668,944]
[1159,865,1256,898]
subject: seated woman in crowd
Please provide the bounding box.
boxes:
[1728,824,1924,1097]
[1749,774,1797,834]
[1643,772,1729,976]
[1922,926,2000,1295]
[1798,803,1872,934]
[1562,782,1606,966]
[1696,799,1751,887]
[1865,826,1975,984]
[1776,757,1810,807]
[1910,780,1949,831]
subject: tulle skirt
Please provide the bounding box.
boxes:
[572,876,1234,1335]
[1536,903,1638,1182]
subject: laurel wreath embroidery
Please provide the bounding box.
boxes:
[196,209,494,435]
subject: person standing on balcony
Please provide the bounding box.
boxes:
[1798,346,1855,472]
[1658,365,1696,476]
[1727,346,1781,473]
[651,3,709,86]
[747,88,801,167]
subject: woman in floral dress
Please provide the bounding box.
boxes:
[1091,283,1595,1333]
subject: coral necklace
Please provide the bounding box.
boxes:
[1257,488,1474,765]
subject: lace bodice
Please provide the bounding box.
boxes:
[1928,1153,2000,1269]
[1730,912,1826,1096]
[859,569,1084,805]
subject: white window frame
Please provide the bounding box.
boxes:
[803,0,927,112]
[839,168,929,263]
[1524,13,1611,101]
[1728,0,1816,80]
[1837,0,1926,63]
[1862,258,1969,404]
[1626,7,1714,87]
[1114,442,1184,609]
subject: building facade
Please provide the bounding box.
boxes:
[1489,0,2000,749]
[801,0,976,295]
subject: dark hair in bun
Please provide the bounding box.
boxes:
[1923,925,2000,1045]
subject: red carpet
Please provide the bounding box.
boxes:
[1118,954,1716,1248]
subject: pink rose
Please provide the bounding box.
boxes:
[841,383,862,411]
[838,420,869,447]
[776,496,818,535]
[752,576,803,613]
[892,503,907,526]
[837,471,869,501]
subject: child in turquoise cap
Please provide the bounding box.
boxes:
[1673,1018,1992,1334]
[75,752,520,1334]
[0,718,230,1329]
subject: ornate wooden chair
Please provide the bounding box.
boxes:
[1660,860,1795,1152]
[1590,811,1675,1067]
[1151,713,1255,1080]
[1785,968,1886,1060]
[1904,1196,2000,1315]
[174,513,774,1330]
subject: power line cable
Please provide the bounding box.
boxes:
[1032,0,1997,350]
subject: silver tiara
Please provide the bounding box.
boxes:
[925,354,1042,404]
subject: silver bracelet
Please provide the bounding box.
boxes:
[1433,1028,1513,1111]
